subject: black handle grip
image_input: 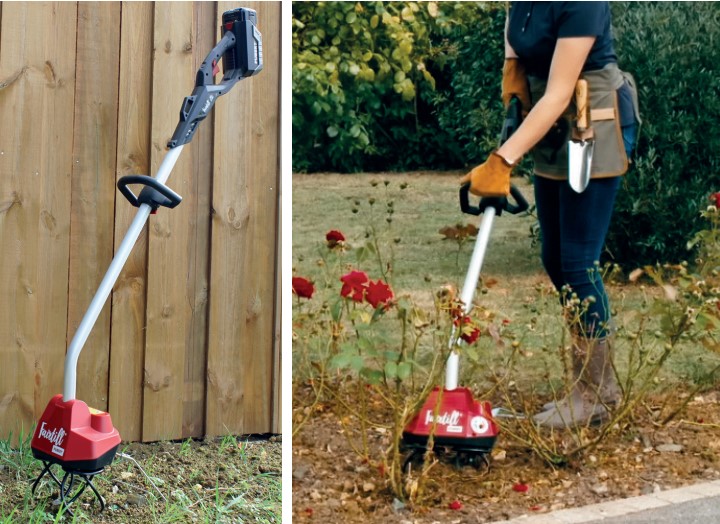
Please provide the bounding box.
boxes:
[117,175,182,210]
[195,32,238,89]
[459,183,528,216]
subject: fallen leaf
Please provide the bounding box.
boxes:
[513,483,530,493]
[656,444,684,453]
[484,278,498,288]
[492,449,507,461]
[591,483,608,495]
[662,284,678,301]
[449,499,463,510]
[628,268,644,282]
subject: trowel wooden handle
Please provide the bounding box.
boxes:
[575,79,589,131]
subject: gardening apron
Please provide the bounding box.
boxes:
[528,63,641,180]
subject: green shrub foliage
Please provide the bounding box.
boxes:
[606,2,720,265]
[293,2,720,265]
[292,1,496,172]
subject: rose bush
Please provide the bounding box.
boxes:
[292,221,504,501]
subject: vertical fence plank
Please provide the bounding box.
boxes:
[0,2,77,438]
[142,1,197,441]
[181,1,217,439]
[108,1,154,442]
[67,1,121,413]
[273,204,282,434]
[206,1,281,436]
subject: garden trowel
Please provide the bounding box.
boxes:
[568,79,594,193]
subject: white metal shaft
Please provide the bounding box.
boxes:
[63,145,184,401]
[445,206,496,390]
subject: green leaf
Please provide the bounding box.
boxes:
[326,126,339,138]
[330,352,351,369]
[397,362,412,380]
[330,298,343,322]
[400,6,414,21]
[383,351,400,361]
[465,346,479,362]
[361,368,384,384]
[350,355,365,371]
[357,336,374,353]
[384,361,398,378]
[371,305,386,322]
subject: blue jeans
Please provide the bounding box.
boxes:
[534,124,637,336]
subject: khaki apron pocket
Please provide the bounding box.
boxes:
[528,68,633,179]
[588,88,627,177]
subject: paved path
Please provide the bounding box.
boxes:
[491,480,720,523]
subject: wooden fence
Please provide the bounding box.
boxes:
[0,1,281,442]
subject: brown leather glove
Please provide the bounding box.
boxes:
[502,58,531,110]
[459,152,514,197]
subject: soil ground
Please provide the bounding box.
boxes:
[292,389,720,523]
[1,435,281,523]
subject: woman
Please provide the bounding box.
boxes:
[460,2,640,429]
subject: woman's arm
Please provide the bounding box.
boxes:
[505,17,518,59]
[496,36,595,164]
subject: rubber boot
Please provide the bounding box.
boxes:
[533,337,620,429]
[541,337,621,411]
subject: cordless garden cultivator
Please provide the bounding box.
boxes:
[402,97,528,469]
[30,8,262,515]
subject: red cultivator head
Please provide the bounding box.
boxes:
[403,387,498,453]
[31,395,120,472]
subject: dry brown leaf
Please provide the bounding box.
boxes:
[628,268,644,282]
[662,284,678,301]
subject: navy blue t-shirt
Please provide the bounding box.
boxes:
[507,1,617,79]
[507,1,634,126]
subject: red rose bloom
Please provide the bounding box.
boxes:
[340,270,369,302]
[455,316,480,344]
[710,192,720,207]
[365,279,394,309]
[292,276,315,299]
[326,230,346,248]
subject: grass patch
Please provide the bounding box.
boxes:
[0,431,281,523]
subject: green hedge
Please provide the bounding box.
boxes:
[291,1,498,172]
[293,2,720,266]
[606,2,720,265]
